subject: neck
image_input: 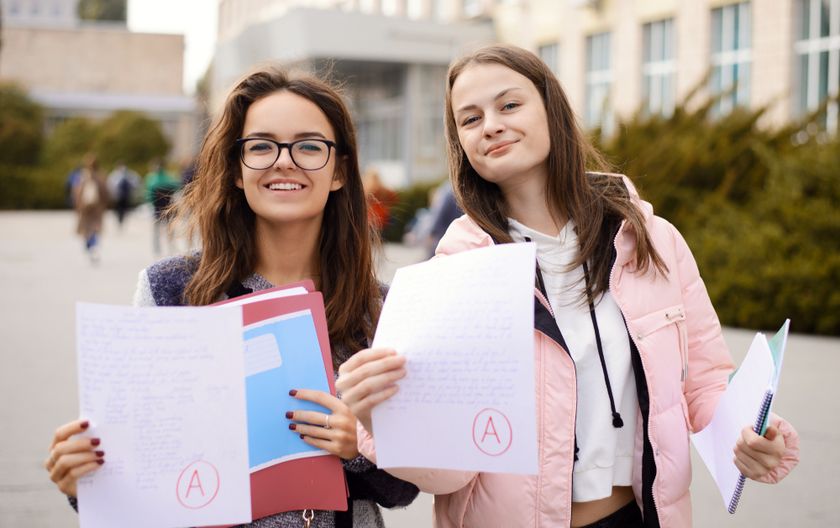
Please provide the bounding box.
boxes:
[253,217,322,288]
[500,167,566,236]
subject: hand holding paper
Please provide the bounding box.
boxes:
[690,320,790,513]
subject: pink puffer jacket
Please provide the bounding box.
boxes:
[358,176,799,527]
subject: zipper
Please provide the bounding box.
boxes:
[609,227,661,523]
[533,288,578,527]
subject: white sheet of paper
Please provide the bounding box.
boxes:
[222,286,308,307]
[75,303,251,528]
[690,332,775,508]
[371,243,537,474]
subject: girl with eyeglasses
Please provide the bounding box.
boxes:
[44,66,419,527]
[335,45,800,527]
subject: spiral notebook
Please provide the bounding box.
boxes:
[690,320,790,514]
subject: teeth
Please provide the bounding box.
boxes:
[268,183,303,191]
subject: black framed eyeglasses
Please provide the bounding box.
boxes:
[236,138,337,171]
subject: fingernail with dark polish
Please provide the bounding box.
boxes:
[90,438,101,447]
[96,459,105,465]
[300,434,305,439]
[288,423,296,431]
[289,389,298,396]
[95,450,105,457]
[80,421,90,430]
[285,411,294,419]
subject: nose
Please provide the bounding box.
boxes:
[482,113,505,137]
[274,146,296,170]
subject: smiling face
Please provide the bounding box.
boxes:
[450,63,551,193]
[236,90,343,229]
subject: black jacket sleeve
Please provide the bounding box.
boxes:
[343,455,419,508]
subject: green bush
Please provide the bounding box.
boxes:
[0,84,44,166]
[598,99,840,335]
[94,110,170,173]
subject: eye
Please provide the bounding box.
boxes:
[294,141,325,154]
[247,141,275,153]
[501,101,520,111]
[460,115,480,127]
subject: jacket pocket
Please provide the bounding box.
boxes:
[631,304,688,385]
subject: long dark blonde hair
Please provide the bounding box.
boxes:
[177,66,380,359]
[444,45,667,299]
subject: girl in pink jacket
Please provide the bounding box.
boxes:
[337,44,800,527]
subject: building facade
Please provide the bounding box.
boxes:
[213,0,495,187]
[0,0,198,162]
[213,0,834,188]
[487,0,835,134]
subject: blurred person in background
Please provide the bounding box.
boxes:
[107,162,140,229]
[402,179,463,258]
[73,154,109,263]
[362,167,397,233]
[144,159,181,254]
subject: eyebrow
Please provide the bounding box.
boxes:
[455,87,523,113]
[242,131,329,140]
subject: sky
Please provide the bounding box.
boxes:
[126,0,218,94]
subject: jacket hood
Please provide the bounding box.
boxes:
[436,173,654,269]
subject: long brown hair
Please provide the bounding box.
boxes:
[444,44,667,299]
[176,65,380,359]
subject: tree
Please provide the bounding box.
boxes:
[42,117,98,167]
[0,83,44,166]
[94,110,170,172]
[77,0,127,22]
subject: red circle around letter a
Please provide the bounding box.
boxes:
[472,408,513,456]
[176,460,220,509]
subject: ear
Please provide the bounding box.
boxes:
[235,175,244,190]
[330,156,347,192]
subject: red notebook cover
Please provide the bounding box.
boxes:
[214,284,348,523]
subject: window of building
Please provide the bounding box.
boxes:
[382,0,400,16]
[539,42,560,78]
[710,2,751,117]
[585,32,613,132]
[463,0,482,18]
[642,18,676,118]
[795,0,840,132]
[407,0,426,19]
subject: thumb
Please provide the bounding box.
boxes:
[764,425,778,441]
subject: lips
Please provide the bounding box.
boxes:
[485,140,517,155]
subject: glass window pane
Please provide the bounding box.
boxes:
[819,50,830,101]
[821,0,831,37]
[798,53,810,115]
[737,63,751,106]
[712,8,723,53]
[664,19,674,60]
[799,0,811,41]
[739,2,752,50]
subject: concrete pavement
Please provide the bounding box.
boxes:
[0,210,836,527]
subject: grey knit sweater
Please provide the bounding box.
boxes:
[70,255,418,528]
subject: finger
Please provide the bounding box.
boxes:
[353,384,400,413]
[50,420,90,449]
[57,459,104,497]
[341,368,406,406]
[292,422,336,440]
[50,450,104,484]
[299,434,335,454]
[338,355,406,390]
[288,409,344,428]
[290,389,341,410]
[46,437,101,471]
[338,348,397,375]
